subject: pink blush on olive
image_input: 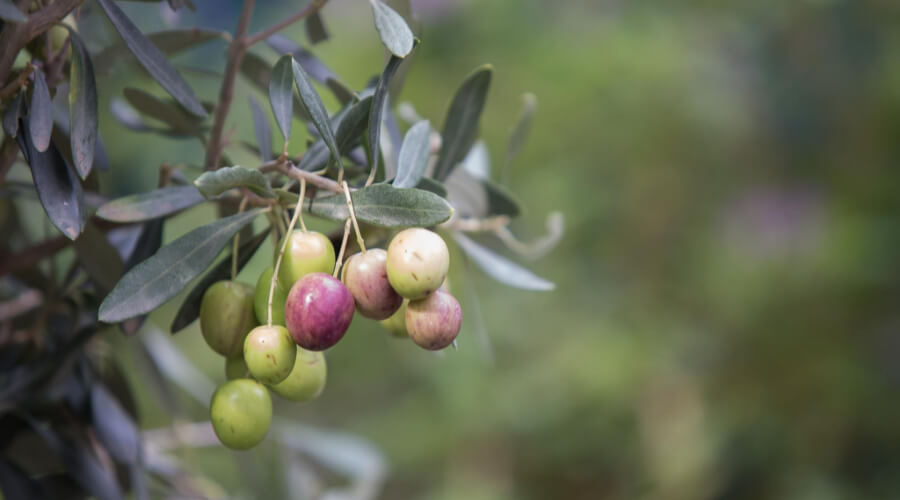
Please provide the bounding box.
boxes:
[285,272,355,351]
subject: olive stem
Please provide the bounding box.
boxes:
[342,181,366,253]
[297,178,308,233]
[231,196,249,280]
[333,219,351,278]
[268,185,306,326]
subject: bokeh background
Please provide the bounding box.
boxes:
[82,0,900,498]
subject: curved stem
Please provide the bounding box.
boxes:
[231,197,249,280]
[342,181,366,253]
[297,178,308,233]
[268,182,306,326]
[333,219,351,278]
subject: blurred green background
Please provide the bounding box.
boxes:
[86,0,900,498]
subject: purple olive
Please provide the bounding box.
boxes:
[341,249,403,320]
[406,290,462,350]
[285,272,354,351]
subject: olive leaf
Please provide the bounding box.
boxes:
[369,54,409,180]
[304,183,452,227]
[445,167,521,218]
[2,92,24,137]
[269,54,294,144]
[306,11,329,44]
[94,28,225,75]
[453,232,554,291]
[99,209,263,323]
[0,0,26,22]
[194,165,275,199]
[74,221,125,294]
[393,120,431,188]
[96,186,206,222]
[248,95,273,162]
[65,28,99,179]
[266,35,355,105]
[241,51,312,121]
[298,96,373,172]
[123,87,206,136]
[28,68,52,152]
[433,65,492,181]
[370,0,415,58]
[170,229,268,333]
[95,0,206,117]
[90,384,141,465]
[292,58,343,172]
[505,92,536,170]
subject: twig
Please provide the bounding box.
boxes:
[277,162,343,193]
[204,0,255,170]
[244,0,328,46]
[0,63,34,100]
[269,184,306,326]
[0,0,83,86]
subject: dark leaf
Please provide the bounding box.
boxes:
[297,96,373,172]
[368,54,406,180]
[123,87,206,136]
[0,458,43,500]
[305,11,329,44]
[453,232,554,291]
[91,384,141,464]
[2,92,24,137]
[433,65,492,181]
[99,209,263,323]
[25,419,124,500]
[52,83,109,172]
[240,51,311,121]
[305,183,452,227]
[109,97,149,131]
[445,168,521,218]
[66,28,98,179]
[74,221,125,294]
[119,219,165,335]
[94,28,225,75]
[96,186,205,222]
[393,120,430,188]
[292,58,343,172]
[95,0,207,117]
[248,95,272,162]
[194,165,275,199]
[416,177,447,197]
[505,92,536,169]
[268,54,293,144]
[170,229,268,333]
[15,119,85,240]
[28,68,52,152]
[0,0,26,22]
[266,34,354,104]
[370,0,414,58]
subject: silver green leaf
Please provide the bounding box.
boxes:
[393,120,431,188]
[194,165,275,199]
[98,209,263,322]
[453,232,554,291]
[269,54,294,144]
[433,65,492,181]
[248,95,273,162]
[304,183,452,228]
[292,58,343,172]
[28,68,52,152]
[370,0,414,58]
[94,28,225,75]
[96,186,206,222]
[66,28,98,179]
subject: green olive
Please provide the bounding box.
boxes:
[277,231,335,289]
[243,325,297,385]
[209,379,272,450]
[199,281,257,358]
[253,266,287,326]
[268,348,327,402]
[386,228,449,300]
[224,356,249,380]
[379,300,409,337]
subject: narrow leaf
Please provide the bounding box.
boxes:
[15,119,85,240]
[170,229,268,333]
[194,165,275,199]
[393,120,430,188]
[292,58,343,171]
[370,0,414,58]
[297,96,373,173]
[445,168,520,218]
[462,140,490,179]
[121,219,165,335]
[305,183,452,227]
[96,186,205,222]
[28,68,52,152]
[368,55,406,179]
[66,29,98,179]
[123,87,205,136]
[240,51,311,121]
[305,11,329,44]
[94,28,225,75]
[505,92,536,168]
[269,54,293,143]
[91,384,141,464]
[74,221,125,294]
[433,65,493,181]
[95,0,207,117]
[248,95,272,162]
[0,0,26,22]
[99,209,263,322]
[453,232,554,291]
[416,177,447,197]
[266,35,354,104]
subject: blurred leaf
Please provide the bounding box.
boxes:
[194,165,275,199]
[248,95,273,162]
[292,58,343,171]
[297,96,373,172]
[240,51,311,121]
[0,458,43,500]
[94,28,225,75]
[269,54,294,144]
[91,384,141,464]
[66,29,98,180]
[370,0,414,58]
[123,87,206,136]
[28,68,52,152]
[393,120,430,188]
[99,209,263,323]
[305,183,452,227]
[462,140,490,179]
[445,168,520,218]
[74,221,125,294]
[2,92,24,137]
[453,232,553,291]
[96,186,205,222]
[95,0,206,117]
[0,0,26,22]
[15,119,85,240]
[109,98,149,131]
[434,65,492,181]
[121,219,165,335]
[369,54,407,180]
[266,35,355,104]
[305,11,329,44]
[416,177,447,197]
[504,92,536,170]
[170,229,268,333]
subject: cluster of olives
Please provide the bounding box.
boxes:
[200,227,462,450]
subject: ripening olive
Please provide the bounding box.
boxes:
[225,356,249,380]
[243,325,296,385]
[268,348,327,401]
[200,281,257,357]
[253,266,287,326]
[386,228,449,300]
[209,379,272,450]
[406,290,462,350]
[277,231,335,289]
[285,272,354,351]
[341,249,403,320]
[379,300,409,337]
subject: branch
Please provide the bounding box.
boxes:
[244,0,328,46]
[276,162,343,193]
[204,0,255,170]
[0,0,83,85]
